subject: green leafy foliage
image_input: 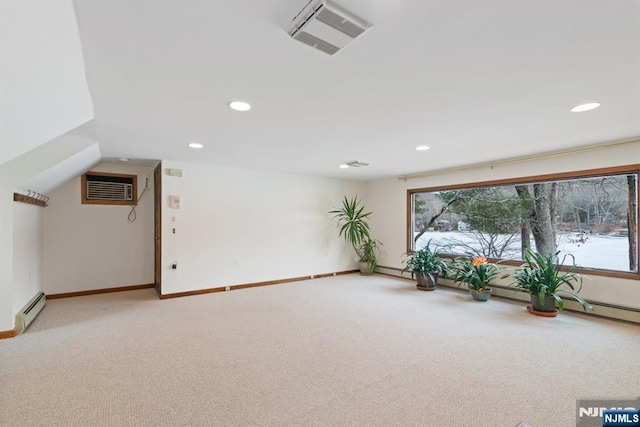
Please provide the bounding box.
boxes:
[443,188,524,235]
[511,249,593,311]
[450,256,504,291]
[402,239,448,282]
[330,196,381,270]
[413,194,428,216]
[330,196,371,249]
[359,238,382,271]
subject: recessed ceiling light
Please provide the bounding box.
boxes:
[415,145,430,151]
[229,101,251,111]
[118,157,129,162]
[339,164,349,169]
[570,102,601,112]
[187,142,204,149]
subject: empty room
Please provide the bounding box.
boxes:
[1,1,639,426]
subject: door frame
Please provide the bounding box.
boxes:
[154,162,162,296]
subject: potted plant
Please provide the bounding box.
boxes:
[358,237,382,275]
[450,256,503,301]
[329,196,382,275]
[511,249,593,316]
[401,239,448,291]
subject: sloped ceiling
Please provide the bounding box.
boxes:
[3,134,101,194]
[70,0,640,180]
[0,0,93,166]
[17,143,101,194]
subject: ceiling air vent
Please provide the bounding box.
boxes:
[340,160,369,169]
[345,161,369,167]
[288,0,372,55]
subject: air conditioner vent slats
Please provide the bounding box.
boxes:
[87,181,133,201]
[288,0,371,55]
[82,172,137,205]
[294,32,340,55]
[316,7,365,38]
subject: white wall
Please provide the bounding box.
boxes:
[367,140,640,310]
[0,189,15,331]
[43,162,155,294]
[0,0,94,165]
[12,203,42,315]
[160,161,367,295]
[0,135,97,331]
[0,0,95,329]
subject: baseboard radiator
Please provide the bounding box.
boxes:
[15,292,46,334]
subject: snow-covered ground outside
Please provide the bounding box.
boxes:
[415,231,632,272]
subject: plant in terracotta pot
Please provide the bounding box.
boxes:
[329,196,381,275]
[450,256,504,301]
[401,239,448,291]
[511,249,592,316]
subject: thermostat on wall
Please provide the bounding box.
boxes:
[167,168,183,177]
[169,195,180,209]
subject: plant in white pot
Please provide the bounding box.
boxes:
[330,196,381,275]
[357,237,382,275]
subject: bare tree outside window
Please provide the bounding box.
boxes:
[409,167,639,275]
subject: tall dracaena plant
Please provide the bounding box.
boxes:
[329,196,371,261]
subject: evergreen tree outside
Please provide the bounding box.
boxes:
[410,171,638,272]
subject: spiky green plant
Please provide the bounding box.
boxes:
[401,239,448,284]
[359,237,382,272]
[512,249,592,311]
[450,256,504,291]
[330,196,380,270]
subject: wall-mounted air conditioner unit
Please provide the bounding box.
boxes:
[288,0,372,55]
[81,172,137,205]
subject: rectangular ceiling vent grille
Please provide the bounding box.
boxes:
[288,0,372,55]
[346,160,369,168]
[82,172,137,205]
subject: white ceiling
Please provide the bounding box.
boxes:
[70,0,640,181]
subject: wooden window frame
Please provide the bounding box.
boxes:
[407,164,640,280]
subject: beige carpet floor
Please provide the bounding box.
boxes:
[1,274,639,426]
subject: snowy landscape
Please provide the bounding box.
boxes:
[415,231,632,272]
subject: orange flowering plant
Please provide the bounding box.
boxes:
[450,255,505,291]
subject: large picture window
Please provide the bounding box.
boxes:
[408,165,639,279]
